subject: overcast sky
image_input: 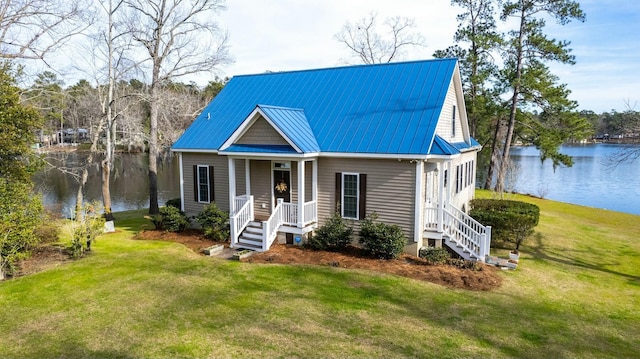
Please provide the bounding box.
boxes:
[214,0,640,113]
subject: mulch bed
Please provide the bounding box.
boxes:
[134,230,503,291]
[10,229,502,291]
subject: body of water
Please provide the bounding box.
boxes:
[35,152,180,216]
[35,144,640,217]
[510,143,640,215]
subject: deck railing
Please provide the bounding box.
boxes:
[442,206,491,260]
[424,203,491,261]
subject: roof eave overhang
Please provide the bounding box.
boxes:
[171,148,219,154]
[223,151,320,159]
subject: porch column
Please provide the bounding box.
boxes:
[312,159,318,202]
[297,159,305,228]
[178,152,185,212]
[437,161,445,232]
[413,160,424,243]
[245,159,251,195]
[228,157,236,214]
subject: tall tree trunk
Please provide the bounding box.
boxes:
[148,81,159,214]
[484,117,502,190]
[495,6,526,193]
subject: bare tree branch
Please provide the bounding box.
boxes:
[0,0,91,61]
[335,12,426,64]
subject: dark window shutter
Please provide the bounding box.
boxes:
[359,174,367,220]
[193,165,198,202]
[208,166,215,202]
[335,172,342,214]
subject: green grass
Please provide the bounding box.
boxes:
[1,199,639,358]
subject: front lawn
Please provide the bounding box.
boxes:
[0,194,638,358]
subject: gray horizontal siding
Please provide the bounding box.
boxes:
[316,157,416,242]
[237,117,288,145]
[181,153,230,216]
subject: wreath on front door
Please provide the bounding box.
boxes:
[275,179,288,193]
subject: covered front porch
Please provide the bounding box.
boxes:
[227,157,318,252]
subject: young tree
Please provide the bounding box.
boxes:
[123,0,232,214]
[335,12,426,64]
[494,0,586,193]
[0,63,44,279]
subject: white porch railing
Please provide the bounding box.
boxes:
[281,202,297,225]
[230,195,254,247]
[424,203,491,261]
[424,205,438,230]
[303,200,317,225]
[262,199,285,251]
[261,200,318,251]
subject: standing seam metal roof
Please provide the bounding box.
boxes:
[172,58,460,155]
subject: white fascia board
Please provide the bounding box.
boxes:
[223,152,320,160]
[425,153,461,160]
[319,152,427,160]
[171,148,219,154]
[219,107,262,151]
[255,108,303,153]
[219,107,302,153]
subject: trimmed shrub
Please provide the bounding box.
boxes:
[419,246,451,265]
[148,206,189,232]
[165,198,182,210]
[359,212,406,259]
[307,212,353,251]
[469,199,540,251]
[195,203,229,241]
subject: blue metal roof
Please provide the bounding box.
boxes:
[430,135,461,156]
[451,139,482,152]
[256,105,320,153]
[173,58,460,155]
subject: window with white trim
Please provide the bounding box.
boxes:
[342,173,359,219]
[197,165,210,203]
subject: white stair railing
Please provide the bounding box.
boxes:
[230,195,254,248]
[262,199,285,251]
[442,206,491,261]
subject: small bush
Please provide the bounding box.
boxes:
[308,212,353,251]
[67,202,106,258]
[470,199,540,251]
[419,246,451,265]
[165,198,182,209]
[359,212,406,259]
[195,203,229,241]
[447,258,483,271]
[148,206,189,232]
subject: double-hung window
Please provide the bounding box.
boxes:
[342,173,359,219]
[336,172,366,220]
[194,165,214,203]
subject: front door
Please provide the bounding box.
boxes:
[273,169,291,205]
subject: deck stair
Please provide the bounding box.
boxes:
[236,221,264,251]
[440,206,491,262]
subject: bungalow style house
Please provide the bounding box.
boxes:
[171,58,491,261]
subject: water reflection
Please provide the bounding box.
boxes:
[510,144,640,215]
[34,152,180,216]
